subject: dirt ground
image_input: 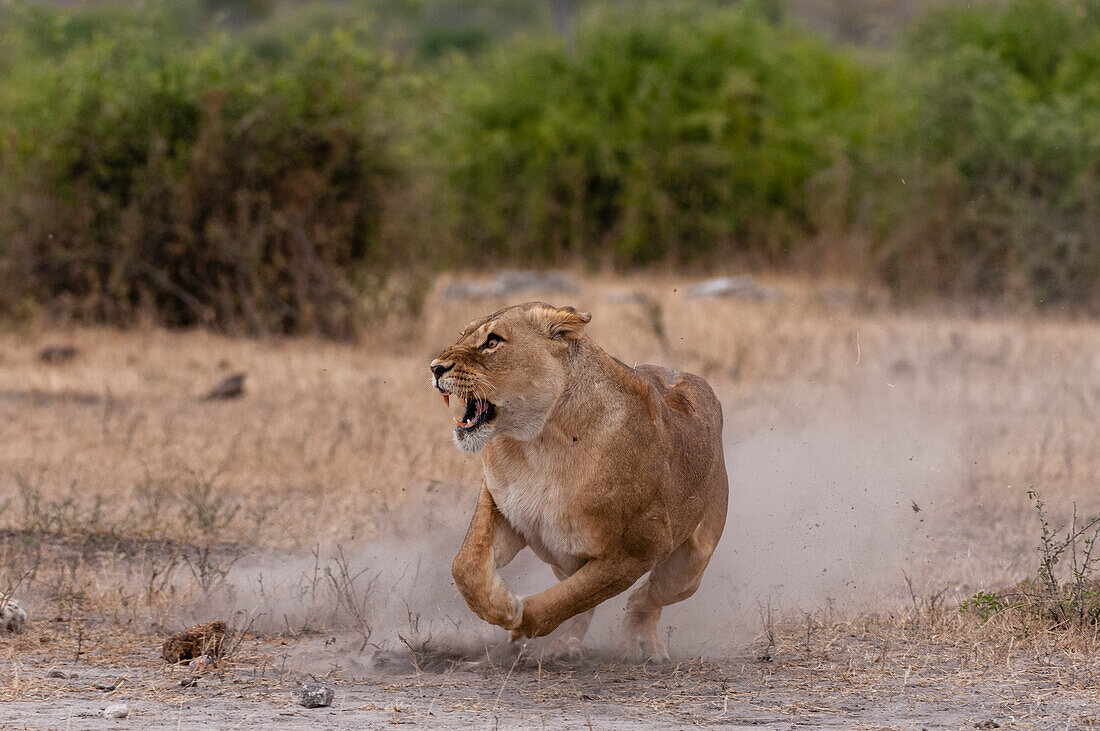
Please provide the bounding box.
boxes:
[3,617,1100,729]
[3,272,1100,729]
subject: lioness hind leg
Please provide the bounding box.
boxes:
[621,494,727,662]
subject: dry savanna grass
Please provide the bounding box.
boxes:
[2,271,1100,726]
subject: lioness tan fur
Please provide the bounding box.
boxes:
[430,302,728,660]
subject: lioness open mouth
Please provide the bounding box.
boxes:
[455,398,496,432]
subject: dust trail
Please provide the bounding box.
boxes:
[657,384,961,654]
[200,384,960,666]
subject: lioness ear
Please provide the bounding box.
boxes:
[537,305,591,340]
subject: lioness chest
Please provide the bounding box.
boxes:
[484,450,595,569]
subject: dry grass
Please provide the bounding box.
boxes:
[0,280,1090,521]
[4,272,1098,550]
[2,271,1100,722]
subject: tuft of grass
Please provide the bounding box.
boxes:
[324,544,379,651]
[962,491,1100,629]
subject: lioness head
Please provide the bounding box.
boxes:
[430,302,591,453]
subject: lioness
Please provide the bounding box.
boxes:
[430,302,727,660]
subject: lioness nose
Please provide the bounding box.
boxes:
[430,361,454,378]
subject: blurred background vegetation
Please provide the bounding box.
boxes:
[2,0,1099,336]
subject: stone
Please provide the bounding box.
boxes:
[1,596,26,633]
[443,270,578,301]
[298,683,335,708]
[684,276,785,302]
[496,270,577,294]
[188,654,214,671]
[103,704,129,719]
[95,678,121,691]
[202,374,245,401]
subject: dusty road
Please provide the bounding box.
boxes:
[3,630,1098,729]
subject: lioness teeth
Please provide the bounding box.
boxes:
[441,393,450,407]
[452,397,494,430]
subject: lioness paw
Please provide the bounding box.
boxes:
[503,594,524,633]
[620,635,671,664]
[511,598,560,641]
[620,614,671,663]
[508,593,525,628]
[544,635,584,661]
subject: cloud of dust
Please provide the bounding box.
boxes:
[656,382,962,655]
[199,382,961,667]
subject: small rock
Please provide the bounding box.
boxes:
[496,270,577,294]
[684,275,754,299]
[180,676,199,688]
[39,346,78,364]
[162,620,226,663]
[442,280,498,300]
[95,678,121,691]
[975,723,1000,730]
[188,654,214,671]
[47,669,68,679]
[298,683,334,708]
[103,704,129,719]
[443,270,578,301]
[202,374,245,401]
[684,276,785,302]
[1,595,26,633]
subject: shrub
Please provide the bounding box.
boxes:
[870,0,1100,306]
[440,3,870,267]
[0,12,401,337]
[5,0,1100,332]
[962,492,1100,629]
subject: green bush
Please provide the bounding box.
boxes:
[4,0,1100,334]
[871,0,1100,305]
[442,4,870,267]
[0,15,400,336]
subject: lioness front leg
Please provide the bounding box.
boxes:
[451,484,526,631]
[511,557,648,640]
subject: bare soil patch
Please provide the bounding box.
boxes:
[3,615,1099,729]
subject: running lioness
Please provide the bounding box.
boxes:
[430,302,728,660]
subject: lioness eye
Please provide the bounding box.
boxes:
[481,334,503,350]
